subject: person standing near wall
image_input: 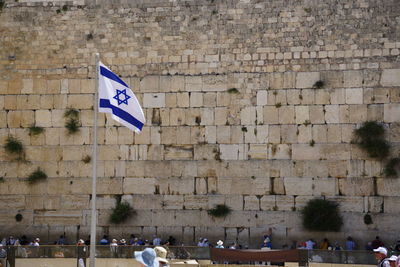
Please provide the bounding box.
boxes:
[373,247,390,267]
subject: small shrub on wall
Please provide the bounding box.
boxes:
[302,199,343,232]
[353,121,389,159]
[110,201,135,224]
[207,204,232,218]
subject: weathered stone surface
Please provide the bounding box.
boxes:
[338,178,374,196]
[381,69,400,86]
[296,72,320,89]
[123,178,155,194]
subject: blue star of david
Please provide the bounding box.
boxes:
[113,89,131,105]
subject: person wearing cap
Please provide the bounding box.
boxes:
[154,246,169,267]
[134,247,158,267]
[119,239,127,245]
[373,247,390,267]
[388,255,398,267]
[33,238,40,247]
[216,240,224,249]
[110,239,118,257]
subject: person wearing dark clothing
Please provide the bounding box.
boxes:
[372,236,384,249]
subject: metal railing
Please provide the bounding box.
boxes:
[306,249,377,265]
[5,245,209,259]
[1,246,379,267]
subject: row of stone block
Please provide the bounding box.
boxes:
[1,88,399,112]
[0,175,398,196]
[1,69,399,96]
[1,104,399,133]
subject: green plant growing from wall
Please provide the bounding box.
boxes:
[82,155,92,164]
[0,177,4,183]
[15,213,23,222]
[0,0,6,11]
[353,121,390,159]
[313,80,325,89]
[64,108,81,135]
[28,125,45,136]
[384,158,400,177]
[227,88,239,94]
[207,204,232,218]
[110,200,135,224]
[27,167,47,184]
[363,214,373,225]
[302,199,343,232]
[4,136,25,161]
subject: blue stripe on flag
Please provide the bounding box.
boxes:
[99,99,144,130]
[100,66,129,88]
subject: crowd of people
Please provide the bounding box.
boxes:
[1,233,400,266]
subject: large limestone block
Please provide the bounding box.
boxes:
[190,92,203,107]
[268,144,291,159]
[326,196,364,212]
[295,106,309,124]
[260,195,276,211]
[294,196,320,210]
[162,195,184,209]
[34,110,52,127]
[202,75,227,92]
[268,196,292,212]
[218,177,270,195]
[313,178,338,196]
[184,195,209,210]
[0,195,25,209]
[367,196,383,213]
[278,106,295,124]
[244,195,260,210]
[0,210,33,225]
[248,144,268,159]
[320,144,351,160]
[143,93,165,108]
[129,195,162,210]
[95,195,117,210]
[324,105,340,123]
[345,88,364,104]
[169,108,186,126]
[296,72,320,88]
[380,69,400,86]
[140,76,159,92]
[200,108,214,125]
[194,144,218,161]
[377,178,400,196]
[144,161,172,178]
[343,70,363,87]
[225,161,270,178]
[123,178,155,194]
[292,144,320,160]
[257,90,268,106]
[241,106,256,125]
[34,210,82,225]
[61,195,90,210]
[281,125,298,144]
[164,145,193,160]
[284,177,313,196]
[219,144,239,160]
[171,161,198,178]
[338,178,374,196]
[383,197,400,213]
[157,177,194,195]
[384,104,400,122]
[67,94,93,109]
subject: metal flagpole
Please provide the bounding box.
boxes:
[89,53,100,267]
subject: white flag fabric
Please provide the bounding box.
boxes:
[98,62,145,132]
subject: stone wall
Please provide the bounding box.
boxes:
[0,0,399,247]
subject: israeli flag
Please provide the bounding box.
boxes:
[98,62,145,132]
